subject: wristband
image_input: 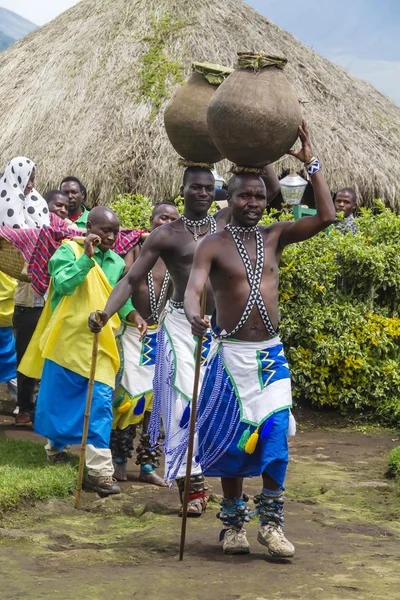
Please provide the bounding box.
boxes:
[306,158,321,177]
[304,155,317,166]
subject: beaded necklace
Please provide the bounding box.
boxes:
[182,214,216,241]
[215,225,276,339]
[147,270,170,324]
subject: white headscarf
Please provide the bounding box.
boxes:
[0,157,50,229]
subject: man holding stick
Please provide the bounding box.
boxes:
[20,207,146,496]
[90,166,281,516]
[184,122,335,556]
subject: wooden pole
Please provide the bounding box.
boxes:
[179,289,207,561]
[74,317,100,509]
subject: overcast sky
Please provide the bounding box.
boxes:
[1,0,399,104]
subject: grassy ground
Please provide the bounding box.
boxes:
[0,427,398,600]
[0,439,77,513]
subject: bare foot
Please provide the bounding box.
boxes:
[139,471,168,487]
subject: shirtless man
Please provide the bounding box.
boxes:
[89,165,280,516]
[184,122,335,555]
[111,202,179,485]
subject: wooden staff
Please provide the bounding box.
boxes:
[74,312,101,509]
[179,288,207,561]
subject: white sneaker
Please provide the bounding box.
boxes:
[223,528,250,555]
[257,524,295,558]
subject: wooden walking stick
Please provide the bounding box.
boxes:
[179,289,207,561]
[74,312,101,509]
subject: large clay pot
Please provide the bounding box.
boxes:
[207,53,302,167]
[164,62,232,164]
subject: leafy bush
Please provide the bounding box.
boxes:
[110,194,154,230]
[279,201,400,424]
[387,447,400,484]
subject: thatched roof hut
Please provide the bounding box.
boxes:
[0,0,399,207]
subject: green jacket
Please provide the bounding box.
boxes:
[48,243,134,320]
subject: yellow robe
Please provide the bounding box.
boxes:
[19,241,120,389]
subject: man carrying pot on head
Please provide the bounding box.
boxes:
[184,122,335,557]
[89,165,282,517]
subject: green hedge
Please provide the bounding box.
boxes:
[387,447,400,484]
[277,201,400,424]
[111,195,400,424]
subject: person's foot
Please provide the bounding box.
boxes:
[257,524,295,558]
[113,461,127,482]
[14,412,33,426]
[223,528,251,555]
[83,474,121,496]
[179,496,207,518]
[139,470,168,487]
[47,451,70,465]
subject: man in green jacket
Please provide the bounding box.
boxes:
[60,176,89,229]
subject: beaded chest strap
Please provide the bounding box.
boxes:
[215,225,277,339]
[147,270,170,324]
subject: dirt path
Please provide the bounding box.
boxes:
[0,416,399,600]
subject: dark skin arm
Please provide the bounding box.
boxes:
[184,237,214,337]
[261,164,281,205]
[88,228,166,332]
[123,244,140,271]
[275,121,335,247]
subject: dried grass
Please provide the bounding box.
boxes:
[0,0,399,207]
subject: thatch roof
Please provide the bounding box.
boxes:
[0,0,400,207]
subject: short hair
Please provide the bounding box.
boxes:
[60,176,87,200]
[152,201,177,215]
[44,189,68,204]
[227,173,265,197]
[334,188,357,203]
[182,166,213,186]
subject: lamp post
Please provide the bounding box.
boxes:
[280,171,308,206]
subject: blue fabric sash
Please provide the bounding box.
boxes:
[0,326,16,383]
[34,359,113,449]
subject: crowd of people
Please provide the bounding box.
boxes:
[0,122,358,558]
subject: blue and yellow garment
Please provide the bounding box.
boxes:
[0,272,17,382]
[112,322,159,430]
[19,240,123,448]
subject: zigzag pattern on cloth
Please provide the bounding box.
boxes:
[141,334,157,366]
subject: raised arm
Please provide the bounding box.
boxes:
[261,164,281,205]
[88,229,164,332]
[278,121,335,248]
[184,237,215,337]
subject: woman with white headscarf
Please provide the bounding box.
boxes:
[0,156,49,229]
[0,156,49,426]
